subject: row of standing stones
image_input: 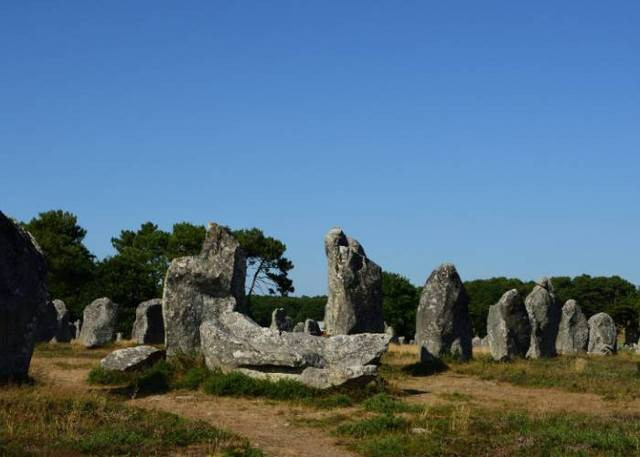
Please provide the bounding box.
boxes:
[0,209,621,385]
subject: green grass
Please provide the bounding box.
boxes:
[332,402,640,457]
[87,361,173,395]
[449,353,640,401]
[0,384,263,456]
[362,393,422,414]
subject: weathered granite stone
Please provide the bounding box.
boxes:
[100,345,165,372]
[305,319,322,336]
[555,299,588,355]
[0,212,49,380]
[525,278,559,359]
[35,300,58,342]
[52,299,72,343]
[132,299,164,344]
[79,297,119,348]
[398,336,406,345]
[587,312,617,355]
[292,322,305,333]
[415,263,472,362]
[270,308,293,332]
[163,223,246,356]
[487,289,531,361]
[200,312,390,389]
[323,228,384,335]
[472,336,482,347]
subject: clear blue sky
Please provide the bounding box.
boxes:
[2,2,639,294]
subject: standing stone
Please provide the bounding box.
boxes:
[472,336,482,347]
[79,297,119,348]
[555,299,588,355]
[304,319,322,336]
[587,313,617,355]
[292,322,305,333]
[73,320,81,340]
[163,223,246,356]
[270,308,293,332]
[35,300,58,342]
[132,299,164,344]
[52,299,72,343]
[416,263,472,362]
[323,228,384,335]
[525,278,559,359]
[384,323,397,342]
[0,212,49,381]
[398,336,406,345]
[486,289,531,361]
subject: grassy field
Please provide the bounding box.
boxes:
[0,384,263,456]
[24,342,640,456]
[383,344,640,401]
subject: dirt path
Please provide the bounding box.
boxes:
[393,371,640,417]
[133,393,358,457]
[30,355,357,457]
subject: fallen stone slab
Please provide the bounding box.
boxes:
[100,345,165,372]
[200,312,390,389]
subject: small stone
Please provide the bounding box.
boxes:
[100,346,165,372]
[292,322,305,333]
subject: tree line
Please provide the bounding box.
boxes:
[22,209,640,340]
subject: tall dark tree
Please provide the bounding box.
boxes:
[233,228,294,299]
[24,210,95,318]
[382,272,419,339]
[167,222,206,260]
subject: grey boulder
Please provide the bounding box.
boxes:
[79,297,119,348]
[270,308,293,332]
[555,299,588,355]
[525,278,559,359]
[292,322,305,333]
[487,289,531,361]
[132,299,164,344]
[323,228,384,335]
[100,345,165,372]
[415,263,472,362]
[587,312,617,355]
[200,312,390,389]
[163,223,246,356]
[0,212,49,380]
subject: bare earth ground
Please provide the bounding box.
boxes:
[29,344,640,456]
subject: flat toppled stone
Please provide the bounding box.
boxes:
[200,312,390,389]
[100,345,165,372]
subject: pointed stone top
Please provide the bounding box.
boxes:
[534,277,553,292]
